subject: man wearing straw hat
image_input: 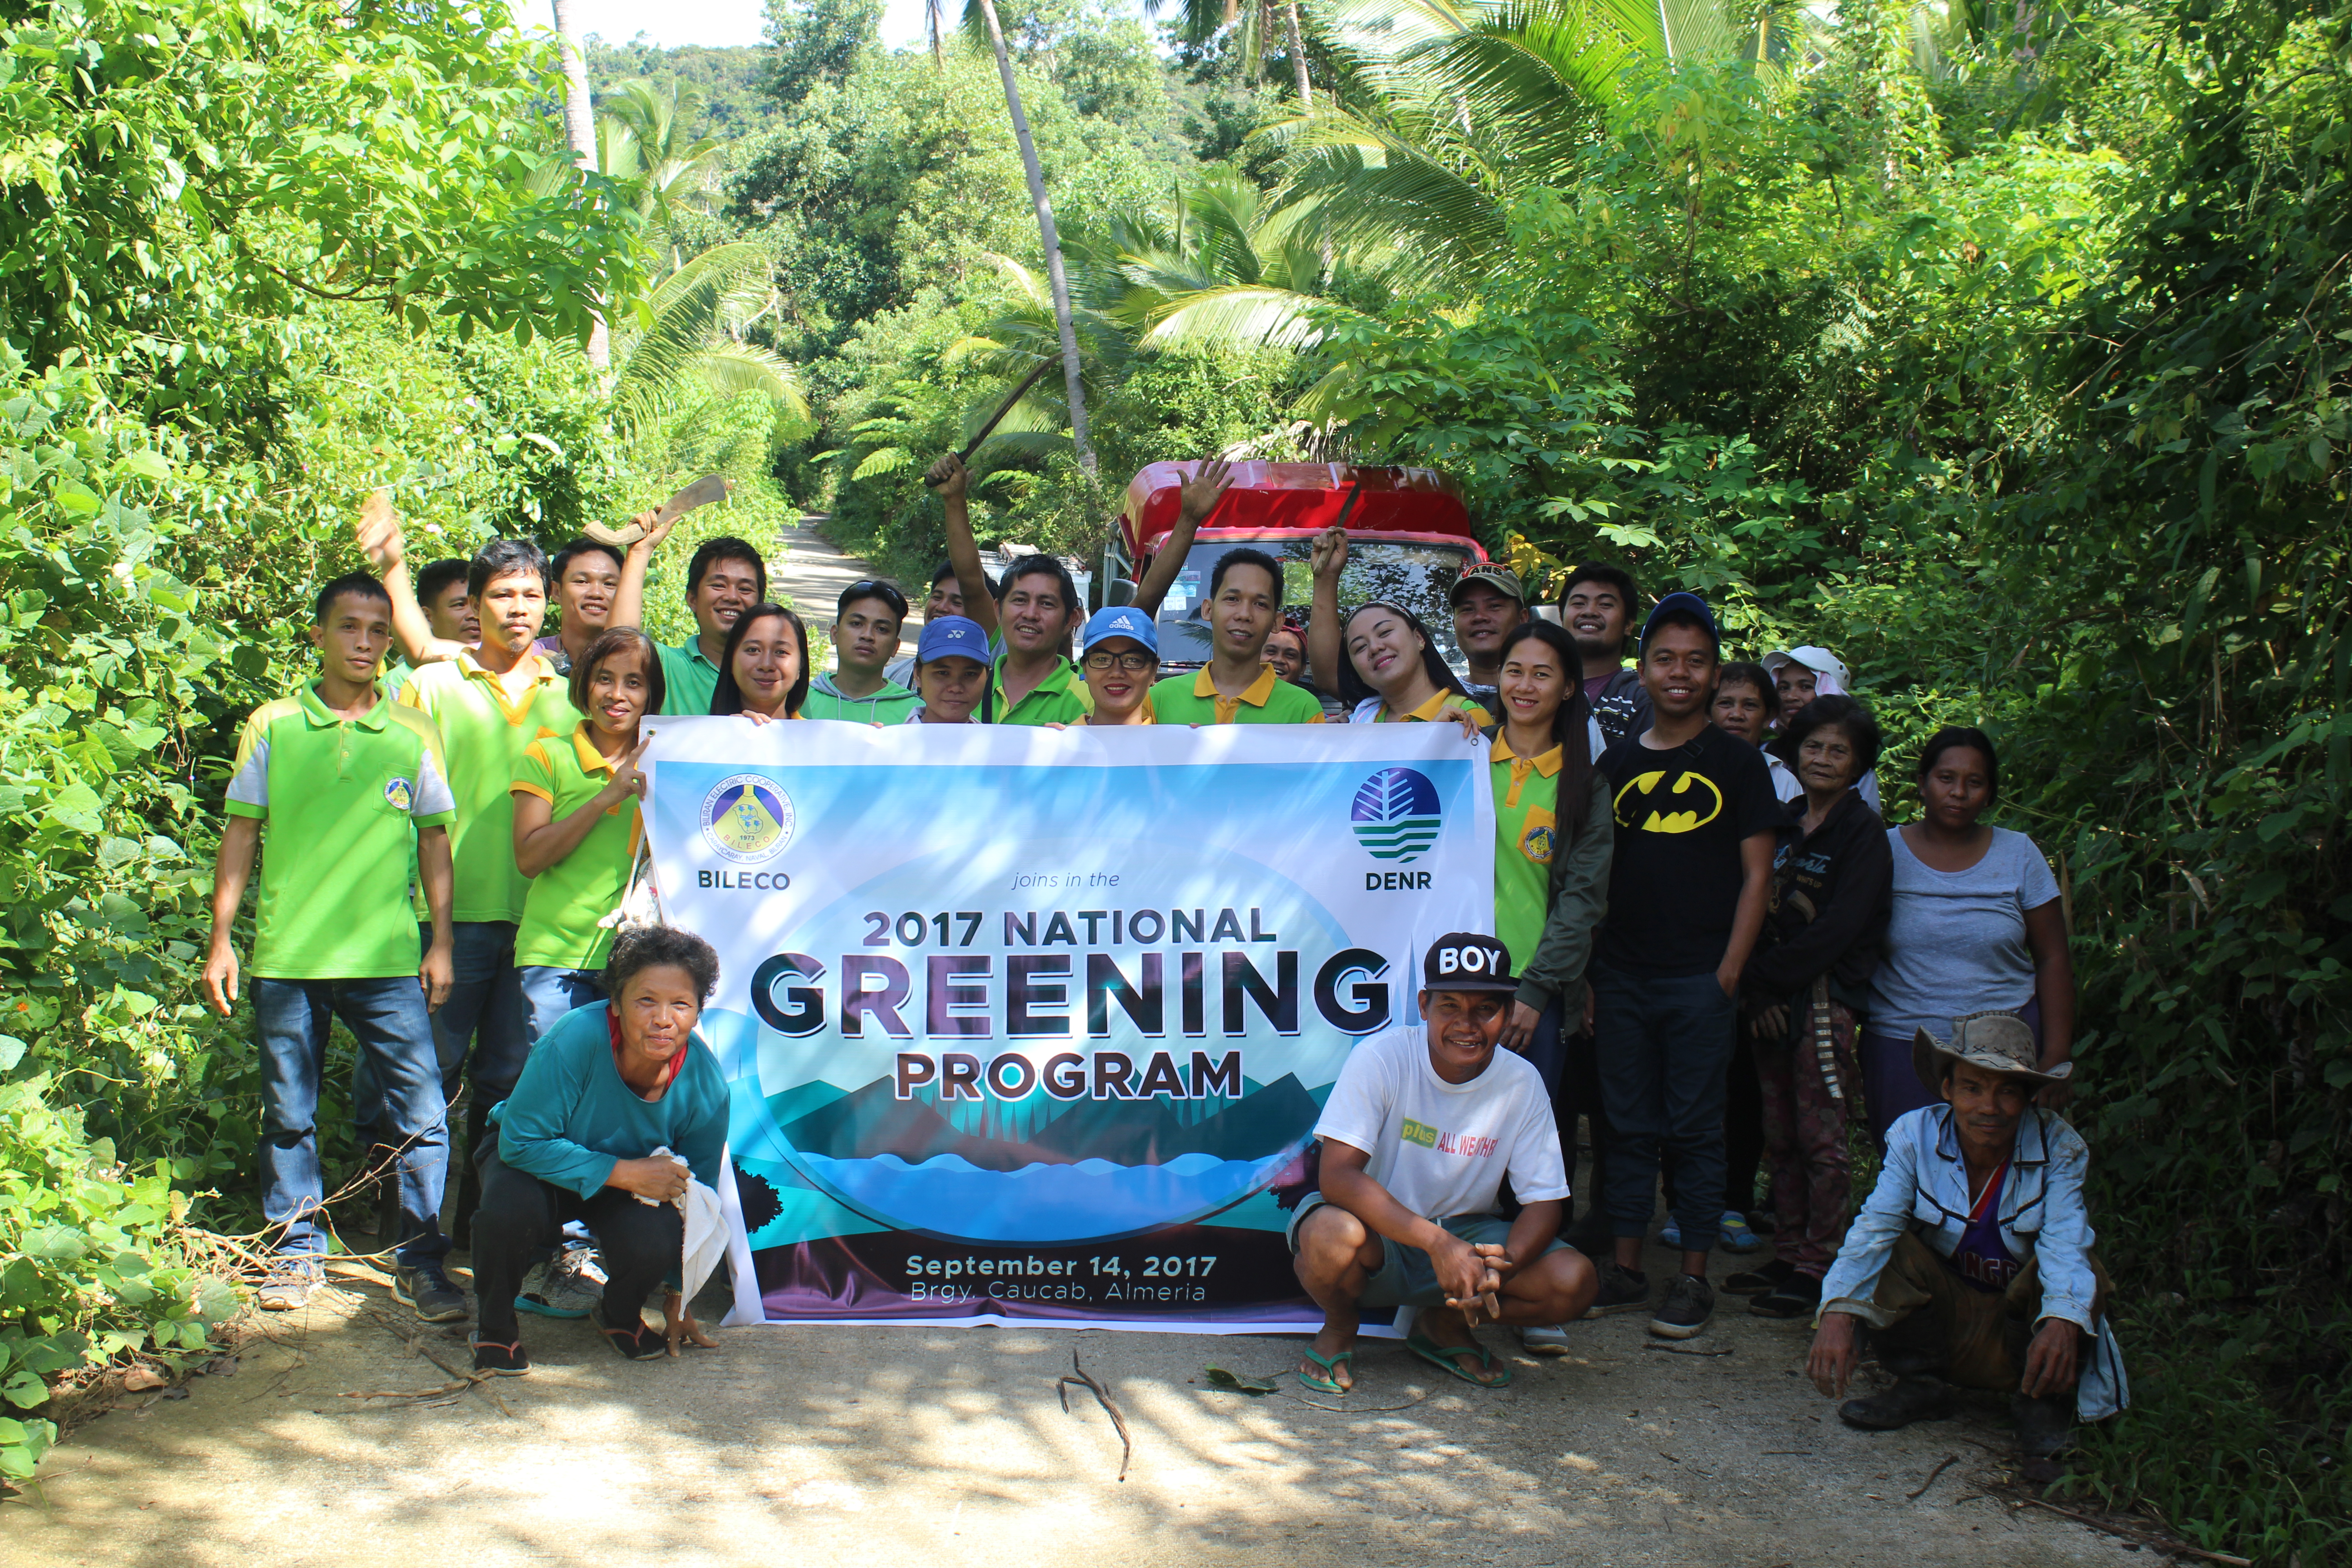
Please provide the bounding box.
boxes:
[1805,1011,2128,1473]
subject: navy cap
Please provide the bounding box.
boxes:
[1421,932,1517,993]
[1080,605,1159,657]
[916,615,992,666]
[1639,590,1720,652]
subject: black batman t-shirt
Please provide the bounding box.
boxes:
[1594,723,1782,977]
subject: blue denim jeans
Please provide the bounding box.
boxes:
[253,976,448,1266]
[1590,961,1739,1250]
[520,965,608,1045]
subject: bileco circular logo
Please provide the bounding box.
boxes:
[1351,767,1442,864]
[701,774,794,863]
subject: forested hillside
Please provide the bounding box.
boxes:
[0,0,2344,1555]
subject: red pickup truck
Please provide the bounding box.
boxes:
[1106,461,1489,673]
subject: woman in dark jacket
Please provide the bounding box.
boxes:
[1725,695,1894,1320]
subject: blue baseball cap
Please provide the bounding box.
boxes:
[1639,590,1720,653]
[1079,605,1158,657]
[916,615,992,666]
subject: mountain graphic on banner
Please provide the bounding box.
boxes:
[777,1073,1320,1173]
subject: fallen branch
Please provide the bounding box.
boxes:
[1056,1349,1132,1481]
[2021,1496,2253,1565]
[1642,1343,1734,1357]
[1906,1453,1959,1500]
[1283,1389,1428,1414]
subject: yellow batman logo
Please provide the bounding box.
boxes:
[1614,769,1724,833]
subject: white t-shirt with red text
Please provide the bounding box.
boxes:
[1314,1025,1568,1220]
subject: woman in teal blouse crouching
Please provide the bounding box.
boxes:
[468,925,729,1375]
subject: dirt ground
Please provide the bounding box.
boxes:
[1,1239,2140,1568]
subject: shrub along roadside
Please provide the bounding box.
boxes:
[0,1069,240,1482]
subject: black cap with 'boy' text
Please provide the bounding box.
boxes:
[1421,932,1517,994]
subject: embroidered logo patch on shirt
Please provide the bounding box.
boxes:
[383,777,413,812]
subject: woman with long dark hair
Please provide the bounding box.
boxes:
[1485,620,1613,1354]
[709,603,810,723]
[1305,525,1490,730]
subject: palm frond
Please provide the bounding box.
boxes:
[1138,284,1343,351]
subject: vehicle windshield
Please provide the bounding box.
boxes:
[1150,537,1478,676]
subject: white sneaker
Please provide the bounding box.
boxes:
[1517,1323,1572,1356]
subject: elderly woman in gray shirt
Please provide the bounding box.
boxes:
[1863,728,2077,1148]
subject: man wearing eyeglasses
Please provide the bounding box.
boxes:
[803,579,922,725]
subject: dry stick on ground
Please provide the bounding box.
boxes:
[1906,1453,1959,1500]
[1056,1349,1132,1481]
[2021,1497,2253,1566]
[1644,1343,1734,1357]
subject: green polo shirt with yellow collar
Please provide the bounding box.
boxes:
[990,653,1093,726]
[224,683,458,979]
[1149,664,1327,725]
[1490,731,1563,973]
[397,649,577,924]
[510,723,643,971]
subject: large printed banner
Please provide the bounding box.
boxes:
[639,718,1494,1333]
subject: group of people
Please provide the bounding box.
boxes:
[198,454,2123,1463]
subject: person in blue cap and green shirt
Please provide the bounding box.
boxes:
[1584,590,1782,1341]
[906,616,995,724]
[1288,933,1598,1394]
[1067,606,1160,726]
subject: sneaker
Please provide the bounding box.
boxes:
[1840,1375,1954,1431]
[1517,1323,1573,1356]
[392,1261,469,1323]
[1717,1211,1763,1253]
[1723,1258,1797,1297]
[1649,1273,1716,1339]
[469,1333,530,1377]
[1586,1262,1651,1317]
[591,1302,663,1361]
[1658,1219,1683,1250]
[256,1259,323,1312]
[1749,1273,1823,1320]
[514,1254,601,1319]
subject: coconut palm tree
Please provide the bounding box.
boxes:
[1267,0,1756,289]
[611,244,810,466]
[597,80,725,233]
[548,0,608,370]
[961,0,1097,478]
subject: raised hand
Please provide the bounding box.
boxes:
[1177,458,1235,525]
[355,489,404,574]
[1309,523,1349,582]
[925,451,969,499]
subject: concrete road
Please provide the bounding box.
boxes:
[771,514,923,664]
[3,1250,2136,1568]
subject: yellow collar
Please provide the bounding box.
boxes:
[568,723,616,777]
[1491,734,1563,775]
[1192,664,1279,707]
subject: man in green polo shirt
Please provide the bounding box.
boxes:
[1151,547,1328,726]
[378,530,578,1251]
[600,505,767,715]
[205,573,466,1321]
[922,451,1096,726]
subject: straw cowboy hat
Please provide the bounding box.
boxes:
[1912,1010,2074,1094]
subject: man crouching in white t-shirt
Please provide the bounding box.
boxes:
[1289,933,1600,1392]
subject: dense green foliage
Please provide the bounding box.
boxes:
[0,0,2343,1552]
